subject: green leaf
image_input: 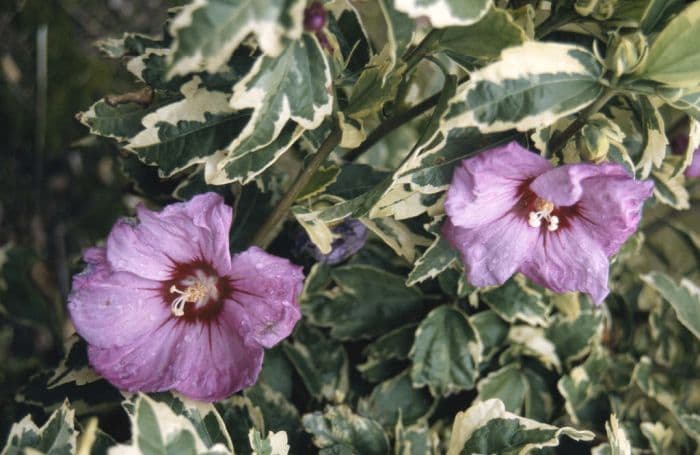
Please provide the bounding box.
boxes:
[114,394,230,454]
[470,310,509,362]
[142,392,235,452]
[634,96,667,179]
[344,48,406,120]
[394,421,438,455]
[446,399,594,455]
[302,406,389,455]
[282,324,349,403]
[248,430,289,455]
[215,396,264,455]
[476,364,528,413]
[604,414,632,455]
[2,401,76,455]
[394,0,492,27]
[635,2,700,87]
[546,310,603,366]
[481,276,550,326]
[506,325,561,371]
[406,235,458,286]
[410,305,482,396]
[358,371,433,428]
[443,41,604,133]
[358,324,416,383]
[297,166,340,202]
[244,383,303,452]
[358,217,430,263]
[640,422,674,455]
[650,162,690,210]
[302,265,425,340]
[641,272,700,339]
[78,95,174,142]
[291,206,335,254]
[437,8,527,60]
[124,77,249,177]
[210,35,333,184]
[168,0,305,76]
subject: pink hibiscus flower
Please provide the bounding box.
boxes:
[68,193,303,401]
[443,141,653,304]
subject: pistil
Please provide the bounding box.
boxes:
[528,197,559,231]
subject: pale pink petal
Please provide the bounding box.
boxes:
[171,321,264,401]
[444,141,552,229]
[221,247,303,348]
[530,163,628,206]
[686,148,700,178]
[87,319,183,392]
[519,223,610,304]
[68,265,170,348]
[442,213,539,287]
[106,193,232,280]
[575,176,654,256]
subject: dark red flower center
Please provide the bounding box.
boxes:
[161,259,232,322]
[516,182,579,232]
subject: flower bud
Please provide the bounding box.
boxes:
[304,2,327,32]
[605,31,648,77]
[575,0,617,21]
[577,113,625,162]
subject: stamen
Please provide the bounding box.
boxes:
[169,281,211,317]
[528,197,559,231]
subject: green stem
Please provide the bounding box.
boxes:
[402,29,441,71]
[548,87,617,157]
[252,125,342,249]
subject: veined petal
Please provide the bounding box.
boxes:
[172,321,264,401]
[443,213,538,287]
[222,247,303,348]
[519,223,610,304]
[88,319,183,392]
[530,163,628,207]
[576,175,654,256]
[444,141,551,229]
[106,193,232,281]
[68,252,169,348]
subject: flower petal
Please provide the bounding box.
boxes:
[68,251,170,348]
[442,213,538,287]
[686,148,700,178]
[519,223,610,304]
[444,141,552,229]
[88,319,183,392]
[530,163,628,206]
[221,247,303,348]
[172,321,264,401]
[106,193,233,281]
[575,175,654,256]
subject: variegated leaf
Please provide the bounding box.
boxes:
[125,77,249,177]
[168,0,305,76]
[446,399,594,455]
[635,2,700,88]
[394,0,492,27]
[2,401,77,455]
[443,41,605,133]
[208,35,333,184]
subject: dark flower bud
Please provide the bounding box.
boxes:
[296,218,368,264]
[304,2,327,32]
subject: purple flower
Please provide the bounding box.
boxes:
[296,219,368,265]
[442,141,653,304]
[687,149,700,178]
[68,193,303,401]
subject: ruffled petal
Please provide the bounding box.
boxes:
[221,247,303,348]
[444,141,552,229]
[68,250,170,348]
[530,163,628,206]
[575,175,654,256]
[87,319,183,392]
[442,213,539,287]
[519,223,610,304]
[106,193,232,281]
[171,321,264,401]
